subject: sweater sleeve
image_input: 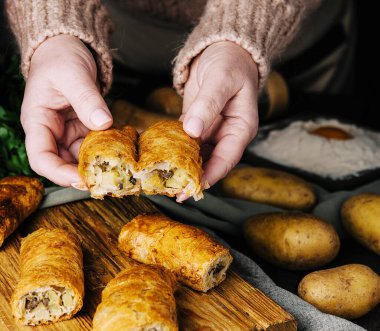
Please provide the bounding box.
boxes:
[5,0,113,94]
[173,0,322,95]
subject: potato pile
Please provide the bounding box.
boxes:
[223,166,380,319]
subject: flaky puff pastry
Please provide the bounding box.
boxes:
[0,176,43,247]
[136,120,204,200]
[12,228,84,325]
[93,264,178,331]
[78,126,140,199]
[118,214,233,292]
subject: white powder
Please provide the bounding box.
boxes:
[250,119,380,178]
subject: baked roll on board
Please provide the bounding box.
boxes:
[118,214,233,292]
[137,120,204,201]
[78,126,140,199]
[93,264,178,331]
[0,176,43,247]
[11,228,84,325]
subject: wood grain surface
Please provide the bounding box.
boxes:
[0,196,296,330]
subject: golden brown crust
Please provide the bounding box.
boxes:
[118,214,233,292]
[137,120,203,200]
[93,264,178,331]
[78,126,140,199]
[11,228,84,325]
[0,176,44,247]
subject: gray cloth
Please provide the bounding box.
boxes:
[41,179,380,330]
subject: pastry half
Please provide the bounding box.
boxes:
[118,213,233,292]
[78,126,140,199]
[0,176,44,247]
[136,120,204,200]
[11,228,84,325]
[93,264,178,331]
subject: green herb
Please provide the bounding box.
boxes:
[0,54,33,178]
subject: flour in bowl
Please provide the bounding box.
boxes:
[250,119,380,178]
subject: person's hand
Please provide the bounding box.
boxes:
[21,35,112,186]
[181,41,259,188]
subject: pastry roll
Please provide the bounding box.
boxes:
[118,214,233,292]
[93,264,177,331]
[78,126,140,199]
[0,176,43,247]
[136,120,204,200]
[12,228,84,325]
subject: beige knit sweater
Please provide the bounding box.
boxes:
[6,0,321,95]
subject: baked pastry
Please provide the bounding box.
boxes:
[136,120,203,200]
[93,264,177,331]
[12,228,84,325]
[145,87,182,117]
[0,176,44,247]
[111,100,172,132]
[118,214,233,292]
[78,126,140,199]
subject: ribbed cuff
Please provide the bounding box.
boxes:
[6,0,113,94]
[173,0,321,95]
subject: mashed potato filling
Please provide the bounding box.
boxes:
[18,286,76,325]
[86,156,137,196]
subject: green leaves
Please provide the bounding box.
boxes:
[0,55,32,178]
[0,122,31,177]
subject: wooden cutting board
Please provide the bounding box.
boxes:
[0,196,296,330]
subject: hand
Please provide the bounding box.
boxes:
[21,35,113,186]
[182,41,259,187]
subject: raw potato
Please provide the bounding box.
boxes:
[341,193,380,255]
[298,264,380,319]
[244,212,340,270]
[145,87,182,117]
[222,167,316,211]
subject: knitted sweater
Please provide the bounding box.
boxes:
[6,0,321,95]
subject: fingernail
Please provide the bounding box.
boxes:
[184,117,204,138]
[90,109,112,128]
[202,179,211,190]
[71,182,89,191]
[176,193,189,203]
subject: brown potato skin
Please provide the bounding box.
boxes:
[298,264,380,319]
[341,193,380,255]
[244,212,340,270]
[222,167,316,211]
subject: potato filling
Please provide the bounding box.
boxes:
[87,156,137,194]
[142,168,189,192]
[19,286,76,324]
[204,255,233,291]
[209,263,225,276]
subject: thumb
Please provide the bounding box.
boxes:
[62,77,113,130]
[182,72,236,138]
